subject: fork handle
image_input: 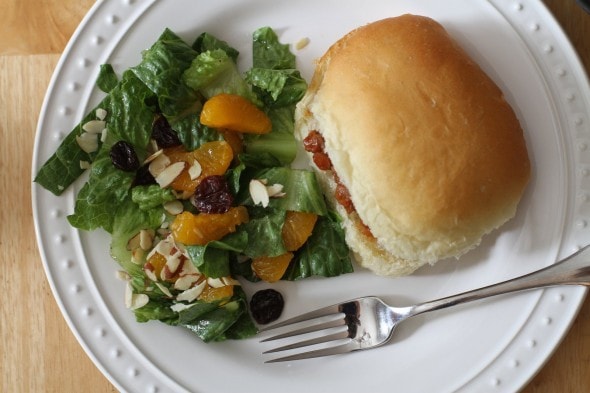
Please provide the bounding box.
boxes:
[408,245,590,317]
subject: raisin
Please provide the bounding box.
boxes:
[249,289,284,325]
[152,115,181,148]
[190,175,234,214]
[110,141,140,172]
[133,164,156,187]
[303,130,324,153]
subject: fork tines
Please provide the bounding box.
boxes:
[259,301,360,362]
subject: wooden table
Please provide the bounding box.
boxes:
[1,1,588,392]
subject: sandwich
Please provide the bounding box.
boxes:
[294,14,531,276]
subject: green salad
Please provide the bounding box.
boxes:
[35,27,352,342]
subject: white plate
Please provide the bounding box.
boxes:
[32,0,590,392]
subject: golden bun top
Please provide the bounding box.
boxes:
[296,15,531,265]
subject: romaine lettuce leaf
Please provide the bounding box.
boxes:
[131,28,200,120]
[285,213,353,279]
[246,68,307,107]
[192,32,240,62]
[109,197,165,276]
[96,64,118,93]
[131,184,176,210]
[237,167,328,216]
[252,27,296,69]
[182,49,257,103]
[67,151,135,233]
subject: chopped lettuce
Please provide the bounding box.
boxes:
[182,49,258,103]
[35,26,352,344]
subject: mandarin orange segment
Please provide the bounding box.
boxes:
[282,211,318,251]
[200,94,272,134]
[144,252,167,278]
[164,141,233,193]
[170,206,249,246]
[219,129,244,157]
[251,252,294,283]
[198,284,234,303]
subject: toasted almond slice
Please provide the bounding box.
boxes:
[130,293,149,310]
[76,132,99,153]
[95,108,107,121]
[155,162,185,188]
[82,120,106,134]
[124,282,134,308]
[148,153,171,177]
[174,274,200,291]
[126,232,141,251]
[179,259,200,276]
[160,252,182,281]
[155,282,173,298]
[163,200,184,215]
[139,229,155,250]
[170,302,194,312]
[188,160,202,180]
[131,248,145,265]
[207,277,225,288]
[115,270,131,281]
[143,149,164,165]
[176,280,207,302]
[295,37,310,50]
[266,183,284,197]
[221,276,241,286]
[144,267,158,282]
[249,179,270,207]
[100,128,108,143]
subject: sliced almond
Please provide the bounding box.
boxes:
[221,276,241,286]
[160,252,182,281]
[148,153,171,177]
[249,179,270,207]
[207,277,225,288]
[95,108,107,121]
[82,120,106,134]
[79,160,91,170]
[170,302,194,312]
[143,149,164,165]
[266,183,284,197]
[100,128,108,143]
[124,283,149,309]
[126,232,141,251]
[176,280,207,302]
[174,274,200,291]
[139,229,155,251]
[115,270,130,281]
[155,282,173,298]
[130,294,149,310]
[295,37,310,50]
[76,132,99,153]
[131,248,145,265]
[163,200,184,215]
[144,267,158,282]
[188,160,202,180]
[155,162,185,188]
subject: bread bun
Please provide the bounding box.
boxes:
[295,15,531,276]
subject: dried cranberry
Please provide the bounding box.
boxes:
[190,175,234,214]
[303,130,325,153]
[152,115,181,148]
[110,141,140,172]
[133,164,156,187]
[313,152,332,170]
[250,289,284,325]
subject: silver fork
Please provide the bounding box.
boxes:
[260,245,590,362]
